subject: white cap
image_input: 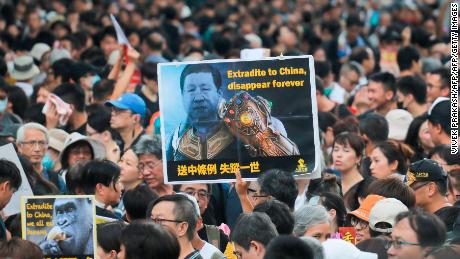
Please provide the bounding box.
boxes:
[369,198,408,233]
[323,239,377,259]
[30,43,51,61]
[386,109,413,141]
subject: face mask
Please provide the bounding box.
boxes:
[0,98,8,113]
[91,75,101,88]
[42,153,55,172]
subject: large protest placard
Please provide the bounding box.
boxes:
[0,143,33,217]
[159,56,320,183]
[21,195,96,259]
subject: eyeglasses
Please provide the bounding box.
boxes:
[351,217,369,229]
[184,190,209,200]
[384,239,421,249]
[69,147,92,156]
[151,217,184,225]
[247,189,269,199]
[138,160,162,172]
[20,140,48,148]
[233,250,243,259]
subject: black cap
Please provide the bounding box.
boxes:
[406,159,447,186]
[428,97,450,127]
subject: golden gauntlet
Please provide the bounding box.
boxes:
[223,91,300,156]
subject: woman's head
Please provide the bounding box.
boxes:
[117,149,141,188]
[405,114,435,155]
[319,192,347,230]
[370,141,407,179]
[294,205,332,242]
[332,132,365,173]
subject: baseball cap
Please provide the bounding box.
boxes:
[105,93,146,119]
[369,198,408,233]
[386,109,413,141]
[427,97,450,127]
[349,195,385,222]
[406,159,447,187]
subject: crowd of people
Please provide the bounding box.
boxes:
[0,0,458,259]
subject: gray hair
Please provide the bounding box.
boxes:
[294,205,331,237]
[300,237,325,259]
[340,61,365,77]
[16,122,49,144]
[132,134,162,159]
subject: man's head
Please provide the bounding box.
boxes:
[359,113,389,150]
[176,183,211,215]
[253,199,295,235]
[257,169,298,210]
[48,58,74,89]
[140,62,158,93]
[426,68,450,104]
[133,135,163,190]
[367,72,396,113]
[430,144,460,173]
[106,93,146,130]
[53,198,93,254]
[123,185,158,222]
[396,76,427,109]
[339,61,364,92]
[427,98,451,145]
[387,209,446,259]
[150,194,198,242]
[16,123,49,166]
[349,47,375,75]
[53,83,86,115]
[98,26,117,58]
[0,159,21,209]
[406,159,448,211]
[80,159,122,206]
[263,235,314,259]
[180,64,222,124]
[230,212,279,259]
[397,46,421,73]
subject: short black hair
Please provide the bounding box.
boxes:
[151,194,198,241]
[429,67,451,89]
[79,159,120,195]
[264,235,314,259]
[51,58,74,83]
[369,72,396,96]
[141,62,158,81]
[179,64,221,92]
[6,85,29,118]
[346,14,364,28]
[397,46,420,71]
[366,177,416,208]
[92,79,115,102]
[230,212,278,250]
[396,76,427,104]
[257,169,298,210]
[87,105,111,133]
[0,159,21,190]
[359,113,389,143]
[314,60,331,79]
[315,76,325,95]
[120,220,180,259]
[395,209,446,248]
[430,144,460,167]
[253,199,295,235]
[123,185,158,221]
[97,221,127,254]
[53,83,86,112]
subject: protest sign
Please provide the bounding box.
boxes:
[21,195,96,259]
[0,143,33,217]
[158,56,321,183]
